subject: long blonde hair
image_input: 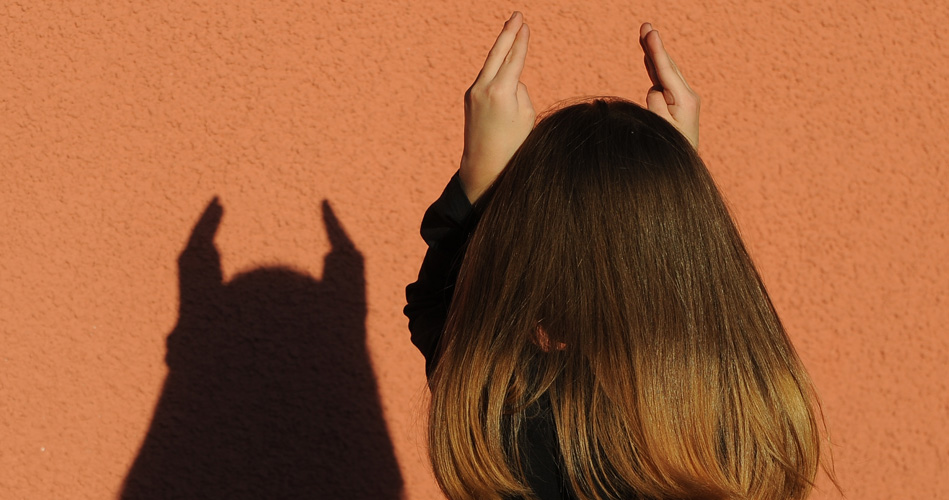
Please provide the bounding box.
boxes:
[429,98,825,499]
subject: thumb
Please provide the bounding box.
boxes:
[646,87,673,122]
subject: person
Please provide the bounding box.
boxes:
[405,12,824,500]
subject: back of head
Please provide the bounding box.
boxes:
[430,98,822,500]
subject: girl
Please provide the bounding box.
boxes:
[406,12,824,500]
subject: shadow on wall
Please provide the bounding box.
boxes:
[120,198,403,499]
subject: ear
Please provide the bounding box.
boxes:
[177,197,224,312]
[532,325,567,352]
[185,197,224,249]
[321,200,355,252]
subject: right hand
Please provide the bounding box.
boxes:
[459,12,536,203]
[639,23,700,149]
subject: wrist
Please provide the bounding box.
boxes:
[457,164,485,204]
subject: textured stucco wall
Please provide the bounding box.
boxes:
[1,1,946,498]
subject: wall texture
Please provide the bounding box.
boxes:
[1,0,946,498]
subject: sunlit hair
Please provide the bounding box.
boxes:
[428,98,828,499]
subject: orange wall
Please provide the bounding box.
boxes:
[2,1,947,498]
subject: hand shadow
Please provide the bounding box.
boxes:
[120,198,403,499]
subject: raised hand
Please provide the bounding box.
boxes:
[459,11,536,203]
[639,23,700,149]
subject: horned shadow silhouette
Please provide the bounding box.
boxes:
[121,198,403,499]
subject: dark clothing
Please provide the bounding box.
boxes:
[404,173,572,500]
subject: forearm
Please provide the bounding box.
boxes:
[404,172,480,377]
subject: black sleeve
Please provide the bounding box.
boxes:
[404,176,569,500]
[404,172,479,378]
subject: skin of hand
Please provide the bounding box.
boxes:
[639,23,700,149]
[459,11,536,204]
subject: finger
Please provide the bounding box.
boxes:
[638,23,649,55]
[187,196,223,249]
[478,12,524,82]
[639,24,660,89]
[669,57,694,93]
[639,22,653,39]
[494,23,530,88]
[644,30,690,97]
[643,54,660,89]
[646,87,674,121]
[321,199,355,251]
[638,22,653,60]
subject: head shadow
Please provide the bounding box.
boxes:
[120,197,402,499]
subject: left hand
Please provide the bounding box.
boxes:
[459,11,536,203]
